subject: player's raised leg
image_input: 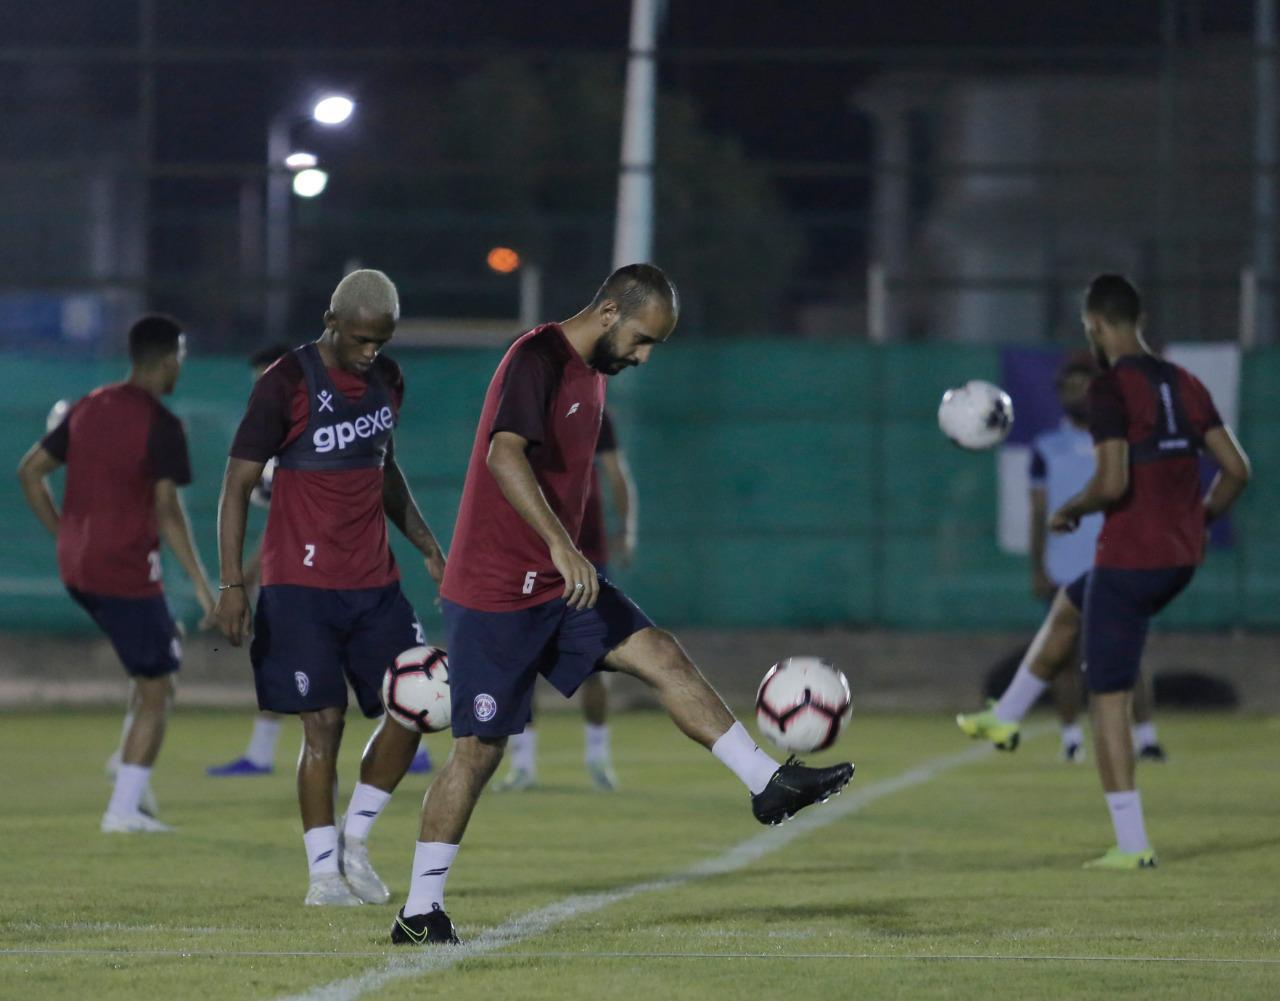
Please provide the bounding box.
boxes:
[604,626,853,825]
[957,582,1083,750]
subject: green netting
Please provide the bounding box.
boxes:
[1,341,1273,633]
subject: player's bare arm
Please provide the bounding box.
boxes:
[599,448,637,568]
[487,430,599,609]
[382,438,446,586]
[214,456,266,645]
[16,442,63,537]
[1051,439,1128,532]
[155,478,216,622]
[1202,425,1251,524]
[1028,485,1054,599]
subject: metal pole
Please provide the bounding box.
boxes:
[1154,0,1177,337]
[265,116,291,343]
[612,0,659,269]
[136,0,155,314]
[1253,0,1277,346]
[519,264,543,330]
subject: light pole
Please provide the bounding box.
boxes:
[264,94,354,343]
[487,246,542,329]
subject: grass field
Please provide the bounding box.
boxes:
[1,707,1277,1001]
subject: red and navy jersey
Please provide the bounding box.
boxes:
[441,323,606,611]
[229,344,403,590]
[577,409,618,567]
[41,383,191,597]
[1088,354,1222,570]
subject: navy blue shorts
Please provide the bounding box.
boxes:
[1062,573,1089,611]
[1081,566,1195,694]
[68,588,181,679]
[442,576,653,738]
[251,583,425,718]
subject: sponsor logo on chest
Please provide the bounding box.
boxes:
[312,405,395,453]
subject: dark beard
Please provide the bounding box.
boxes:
[589,324,633,375]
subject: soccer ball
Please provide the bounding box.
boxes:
[755,656,853,754]
[937,380,1014,450]
[381,646,451,733]
[46,398,69,433]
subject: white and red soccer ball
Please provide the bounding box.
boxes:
[381,646,451,733]
[755,656,853,754]
[937,379,1014,451]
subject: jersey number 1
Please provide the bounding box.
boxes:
[303,544,316,567]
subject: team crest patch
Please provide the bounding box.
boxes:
[294,672,310,697]
[473,693,497,722]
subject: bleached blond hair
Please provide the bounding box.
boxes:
[330,268,400,320]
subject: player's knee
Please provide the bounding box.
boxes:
[454,735,506,777]
[300,709,345,752]
[135,675,173,711]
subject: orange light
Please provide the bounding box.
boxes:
[487,246,521,274]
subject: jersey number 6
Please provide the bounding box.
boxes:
[522,570,536,595]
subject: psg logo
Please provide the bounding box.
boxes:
[473,693,497,722]
[294,672,310,697]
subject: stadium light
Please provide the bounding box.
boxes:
[313,94,355,126]
[284,151,318,170]
[487,246,522,274]
[292,168,329,198]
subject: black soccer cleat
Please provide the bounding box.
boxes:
[390,904,461,946]
[751,757,855,826]
[1137,743,1168,763]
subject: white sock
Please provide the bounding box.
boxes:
[994,661,1048,723]
[245,716,282,767]
[711,722,779,795]
[404,841,459,917]
[303,825,340,877]
[1105,791,1151,853]
[343,783,392,842]
[1133,722,1158,749]
[509,727,536,774]
[584,723,611,764]
[1061,723,1084,748]
[106,763,150,817]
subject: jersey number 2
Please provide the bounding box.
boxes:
[303,544,316,567]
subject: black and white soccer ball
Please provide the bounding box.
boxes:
[937,380,1014,451]
[755,656,853,754]
[381,646,450,733]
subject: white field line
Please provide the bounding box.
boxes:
[277,731,1050,1001]
[1,948,1276,966]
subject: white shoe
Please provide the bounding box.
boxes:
[304,874,364,906]
[492,767,536,792]
[101,811,173,834]
[586,758,619,792]
[105,751,121,781]
[341,837,391,905]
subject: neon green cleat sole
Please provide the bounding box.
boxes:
[1083,847,1158,870]
[955,709,1020,751]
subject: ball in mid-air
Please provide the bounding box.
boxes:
[937,380,1014,450]
[755,656,853,754]
[381,646,451,733]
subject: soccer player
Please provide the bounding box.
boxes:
[17,314,216,833]
[960,275,1249,869]
[1026,354,1164,763]
[213,270,448,906]
[390,264,854,945]
[494,407,636,792]
[205,343,434,779]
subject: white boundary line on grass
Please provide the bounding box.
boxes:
[277,732,1051,1001]
[2,948,1277,966]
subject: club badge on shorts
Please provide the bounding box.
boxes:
[473,693,497,722]
[295,671,310,697]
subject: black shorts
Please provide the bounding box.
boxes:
[442,575,653,738]
[251,583,425,717]
[68,587,181,679]
[1080,566,1195,694]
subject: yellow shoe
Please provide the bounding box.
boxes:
[1083,846,1158,870]
[955,708,1020,751]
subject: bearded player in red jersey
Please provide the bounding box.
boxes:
[214,270,448,906]
[390,264,854,946]
[17,314,216,833]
